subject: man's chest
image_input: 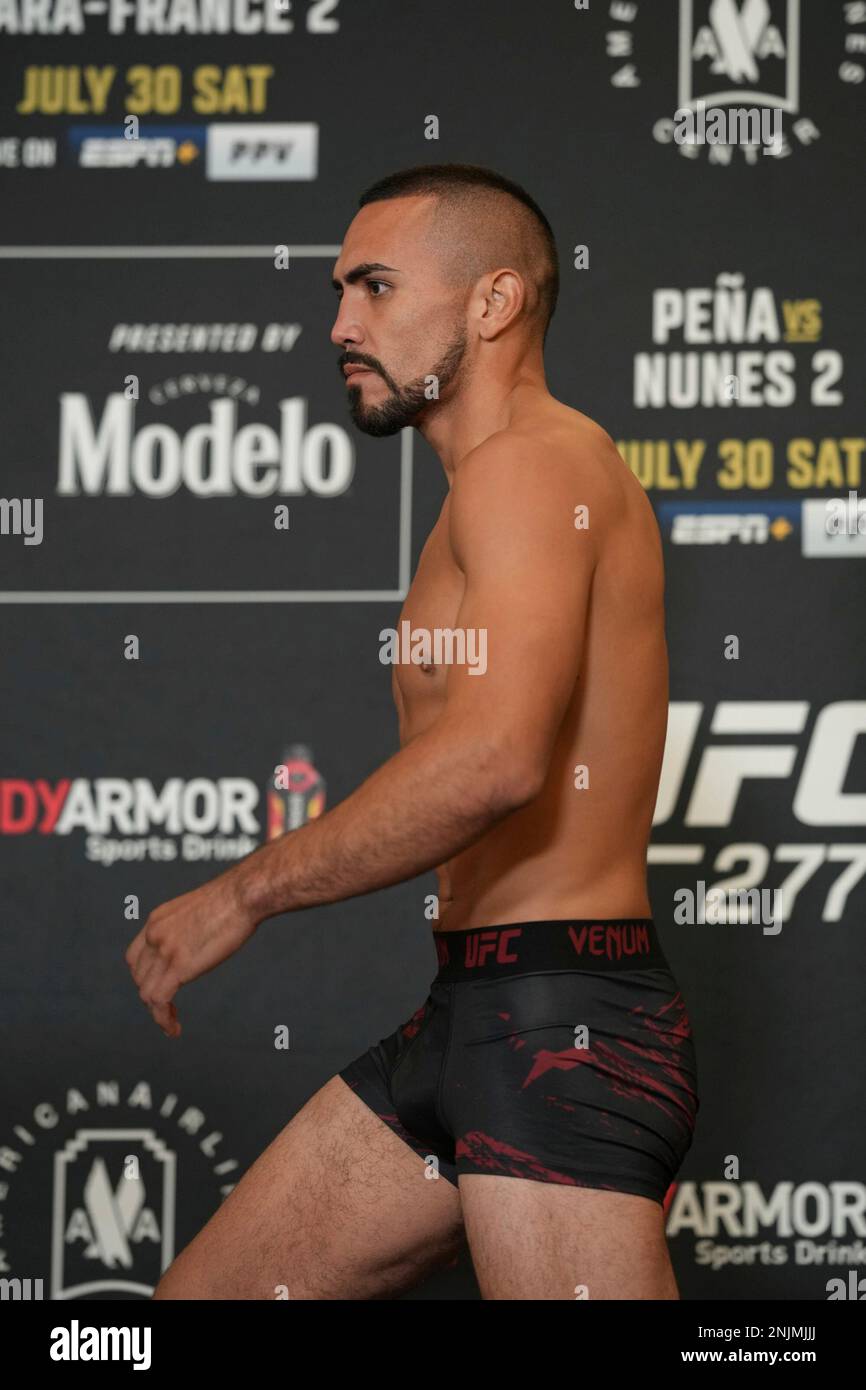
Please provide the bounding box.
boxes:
[390,508,467,734]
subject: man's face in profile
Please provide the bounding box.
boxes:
[330,197,469,436]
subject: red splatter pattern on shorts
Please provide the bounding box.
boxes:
[517,990,697,1130]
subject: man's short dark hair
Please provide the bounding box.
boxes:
[358,163,559,344]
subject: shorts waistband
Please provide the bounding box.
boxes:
[432,919,669,982]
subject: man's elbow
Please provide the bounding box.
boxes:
[483,744,547,816]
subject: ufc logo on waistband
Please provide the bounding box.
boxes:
[464,929,522,967]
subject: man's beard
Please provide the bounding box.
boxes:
[347,328,468,437]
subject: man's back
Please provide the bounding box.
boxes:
[392,393,668,931]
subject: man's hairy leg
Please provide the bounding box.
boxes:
[459,1175,678,1301]
[153,1076,465,1300]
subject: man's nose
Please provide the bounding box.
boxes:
[330,302,363,349]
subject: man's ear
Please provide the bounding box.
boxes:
[477,269,525,340]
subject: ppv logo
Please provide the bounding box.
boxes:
[206,123,318,181]
[680,0,797,110]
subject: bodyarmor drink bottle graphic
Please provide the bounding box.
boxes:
[267,745,326,839]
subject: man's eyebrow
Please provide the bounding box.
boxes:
[331,262,401,291]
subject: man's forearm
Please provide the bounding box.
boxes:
[230,724,528,924]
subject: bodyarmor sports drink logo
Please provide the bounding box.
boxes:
[0,777,259,833]
[667,1181,866,1273]
[0,776,261,865]
[1,748,324,863]
[0,1080,240,1299]
[604,1,865,166]
[267,746,326,839]
[56,394,354,497]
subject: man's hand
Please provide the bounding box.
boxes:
[125,869,259,1038]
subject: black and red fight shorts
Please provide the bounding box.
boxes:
[338,918,699,1204]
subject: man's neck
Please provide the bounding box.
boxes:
[417,359,549,485]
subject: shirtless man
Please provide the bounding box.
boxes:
[127,163,699,1301]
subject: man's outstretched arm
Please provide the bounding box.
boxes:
[125,436,608,1034]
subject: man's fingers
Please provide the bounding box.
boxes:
[137,956,181,1035]
[145,992,181,1037]
[125,928,148,976]
[150,999,181,1038]
[135,951,162,999]
[125,910,168,977]
[126,921,162,980]
[129,947,153,990]
[125,911,182,1035]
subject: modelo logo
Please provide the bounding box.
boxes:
[56,394,354,497]
[655,701,866,827]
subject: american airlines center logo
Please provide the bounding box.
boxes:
[679,0,799,111]
[604,1,865,166]
[0,1080,240,1300]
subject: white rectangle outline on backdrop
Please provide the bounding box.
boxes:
[0,245,412,603]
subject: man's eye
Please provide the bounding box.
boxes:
[367,280,390,296]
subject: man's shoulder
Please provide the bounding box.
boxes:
[447,406,635,577]
[454,402,630,514]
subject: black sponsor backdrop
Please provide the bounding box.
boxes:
[0,1,864,1301]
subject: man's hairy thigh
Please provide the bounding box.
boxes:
[153,1075,465,1300]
